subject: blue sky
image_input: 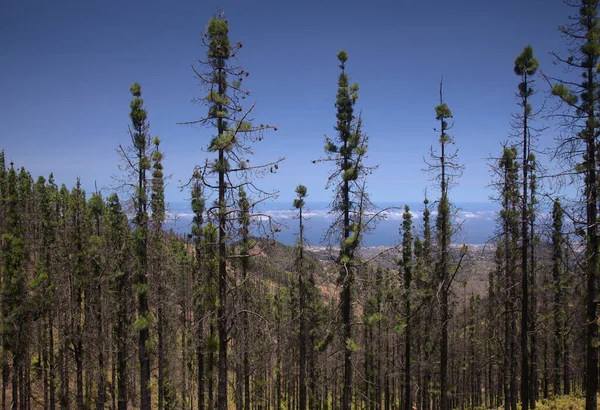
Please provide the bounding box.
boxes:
[1,0,570,206]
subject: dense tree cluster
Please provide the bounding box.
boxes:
[2,3,600,409]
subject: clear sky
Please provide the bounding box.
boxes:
[0,0,570,205]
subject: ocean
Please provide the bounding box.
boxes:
[166,201,500,247]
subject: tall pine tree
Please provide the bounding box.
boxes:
[551,2,600,408]
[182,14,280,409]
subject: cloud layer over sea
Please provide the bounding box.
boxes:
[166,201,502,246]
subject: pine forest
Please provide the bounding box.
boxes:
[5,2,600,410]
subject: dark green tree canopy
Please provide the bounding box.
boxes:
[293,184,307,209]
[514,45,539,76]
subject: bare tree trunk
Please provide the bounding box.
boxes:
[75,340,84,410]
[208,322,215,408]
[97,295,105,410]
[48,313,55,410]
[12,355,18,410]
[196,306,204,410]
[217,144,228,410]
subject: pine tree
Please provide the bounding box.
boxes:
[514,45,539,410]
[293,184,308,410]
[150,137,169,410]
[317,50,373,410]
[124,82,153,409]
[182,14,280,409]
[400,205,413,410]
[430,82,463,410]
[550,2,600,407]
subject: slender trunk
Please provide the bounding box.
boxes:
[111,354,116,410]
[196,305,204,410]
[59,314,69,410]
[584,15,599,408]
[563,334,570,395]
[117,282,128,410]
[139,275,150,410]
[235,365,242,410]
[159,301,166,410]
[298,205,307,409]
[181,315,187,410]
[208,322,215,407]
[97,285,105,410]
[341,135,353,410]
[510,311,517,410]
[543,341,549,399]
[2,355,6,410]
[11,355,18,410]
[504,297,510,410]
[440,150,449,410]
[520,70,530,410]
[375,316,382,410]
[553,294,561,395]
[529,254,537,408]
[243,273,250,410]
[24,350,31,410]
[299,256,307,410]
[423,308,431,410]
[41,321,48,410]
[244,346,250,410]
[217,127,228,410]
[49,313,55,410]
[136,123,150,410]
[402,296,411,410]
[384,347,390,410]
[363,326,370,410]
[75,339,84,410]
[275,293,282,410]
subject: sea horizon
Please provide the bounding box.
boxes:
[165,200,506,247]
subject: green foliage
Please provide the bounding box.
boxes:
[130,82,141,97]
[89,193,104,221]
[514,45,539,76]
[325,141,338,153]
[190,174,205,239]
[342,166,358,181]
[238,121,252,132]
[206,17,231,60]
[315,331,334,352]
[346,338,358,352]
[435,103,452,120]
[293,184,307,210]
[363,312,382,326]
[133,312,155,332]
[551,83,578,105]
[134,282,149,297]
[394,320,407,335]
[151,137,165,228]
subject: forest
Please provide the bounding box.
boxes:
[3,1,600,410]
